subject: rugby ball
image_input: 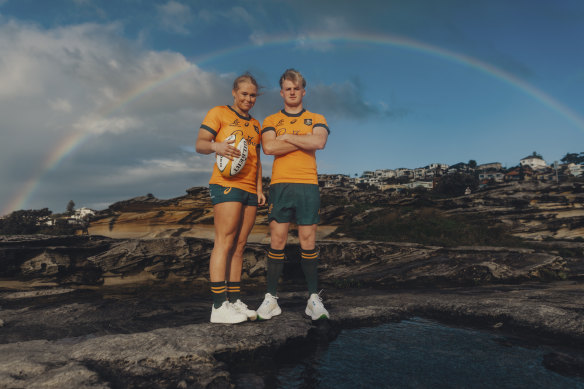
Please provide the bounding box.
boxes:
[216,134,248,177]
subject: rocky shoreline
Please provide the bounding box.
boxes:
[0,282,583,388]
[1,234,583,388]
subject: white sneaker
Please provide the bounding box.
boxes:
[305,292,329,320]
[210,301,248,324]
[256,293,282,320]
[231,299,258,321]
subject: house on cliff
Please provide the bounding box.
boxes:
[520,152,547,170]
[395,168,413,178]
[406,181,434,189]
[568,163,584,177]
[318,174,351,188]
[374,169,397,178]
[447,162,471,174]
[67,207,96,225]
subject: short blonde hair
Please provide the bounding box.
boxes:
[279,68,306,89]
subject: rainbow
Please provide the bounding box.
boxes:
[4,32,583,215]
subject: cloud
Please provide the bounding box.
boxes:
[49,98,73,113]
[73,115,143,135]
[156,1,193,35]
[128,155,210,177]
[306,81,406,119]
[0,20,235,213]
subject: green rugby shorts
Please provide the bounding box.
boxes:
[209,184,258,206]
[268,183,320,225]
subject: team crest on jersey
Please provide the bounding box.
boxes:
[254,125,259,134]
[291,119,297,124]
[304,119,312,126]
[275,119,285,127]
[229,119,240,126]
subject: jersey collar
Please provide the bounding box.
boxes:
[228,105,252,120]
[281,108,306,117]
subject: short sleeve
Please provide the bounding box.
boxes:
[200,106,222,136]
[313,114,330,134]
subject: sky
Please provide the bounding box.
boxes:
[1,0,583,215]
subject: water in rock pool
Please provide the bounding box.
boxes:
[247,318,584,389]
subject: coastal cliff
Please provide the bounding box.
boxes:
[86,181,584,242]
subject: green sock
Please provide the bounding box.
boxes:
[210,281,226,308]
[227,281,241,302]
[301,248,319,295]
[267,248,285,296]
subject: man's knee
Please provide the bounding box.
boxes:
[298,225,317,250]
[269,222,289,249]
[270,233,287,249]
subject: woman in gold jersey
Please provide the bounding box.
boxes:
[196,73,265,324]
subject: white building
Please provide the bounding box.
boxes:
[520,154,547,170]
[568,163,583,177]
[72,207,95,220]
[413,168,426,179]
[375,169,396,178]
[429,163,449,171]
[406,181,433,189]
[395,168,413,178]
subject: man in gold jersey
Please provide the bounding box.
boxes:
[256,69,330,321]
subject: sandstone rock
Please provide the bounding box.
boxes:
[84,181,584,243]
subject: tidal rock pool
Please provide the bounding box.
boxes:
[266,318,584,389]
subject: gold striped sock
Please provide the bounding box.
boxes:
[268,249,285,261]
[301,249,319,260]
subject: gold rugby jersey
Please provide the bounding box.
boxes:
[262,109,329,185]
[200,105,261,194]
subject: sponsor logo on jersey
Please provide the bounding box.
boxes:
[277,128,287,136]
[246,135,257,146]
[304,119,312,126]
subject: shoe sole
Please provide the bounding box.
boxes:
[305,308,329,321]
[257,308,282,321]
[210,311,248,324]
[210,317,247,324]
